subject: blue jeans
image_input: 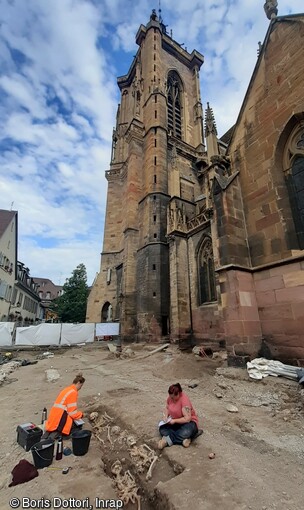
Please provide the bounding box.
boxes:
[159,421,198,446]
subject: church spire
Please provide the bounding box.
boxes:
[264,0,278,20]
[205,102,217,137]
[205,103,219,162]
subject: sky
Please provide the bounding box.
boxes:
[0,0,302,286]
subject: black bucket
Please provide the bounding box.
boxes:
[71,429,91,456]
[31,439,54,469]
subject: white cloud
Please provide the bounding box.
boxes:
[23,238,103,287]
[0,74,46,118]
[58,162,74,178]
[0,0,302,287]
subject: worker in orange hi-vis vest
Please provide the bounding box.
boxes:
[42,374,85,440]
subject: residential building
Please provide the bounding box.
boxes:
[33,278,63,321]
[12,262,41,324]
[0,210,17,320]
[0,209,41,324]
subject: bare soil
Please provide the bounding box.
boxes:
[0,343,303,510]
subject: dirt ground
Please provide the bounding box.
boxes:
[0,342,303,510]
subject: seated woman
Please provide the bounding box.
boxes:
[158,383,199,449]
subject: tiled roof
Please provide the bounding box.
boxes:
[33,277,63,300]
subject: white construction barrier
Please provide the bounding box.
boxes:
[0,322,14,346]
[96,322,120,338]
[6,322,120,346]
[15,323,61,345]
[61,323,94,346]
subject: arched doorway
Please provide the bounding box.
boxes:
[101,302,113,322]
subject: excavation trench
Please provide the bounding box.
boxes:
[85,403,184,510]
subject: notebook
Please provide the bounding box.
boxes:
[74,419,85,426]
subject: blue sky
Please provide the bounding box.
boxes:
[0,0,302,286]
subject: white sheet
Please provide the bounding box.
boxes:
[15,323,61,345]
[96,322,120,337]
[0,322,14,346]
[60,323,94,345]
[247,357,300,380]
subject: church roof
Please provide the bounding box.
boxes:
[220,125,235,145]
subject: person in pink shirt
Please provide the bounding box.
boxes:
[158,383,201,449]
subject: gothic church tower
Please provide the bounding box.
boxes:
[87,10,208,342]
[88,6,304,363]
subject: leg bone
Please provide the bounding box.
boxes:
[146,456,158,481]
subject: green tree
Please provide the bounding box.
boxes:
[52,263,89,323]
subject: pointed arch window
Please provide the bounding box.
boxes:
[167,71,182,139]
[198,238,216,304]
[283,124,304,249]
[101,301,112,322]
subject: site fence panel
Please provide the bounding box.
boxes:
[2,322,120,346]
[60,323,95,345]
[15,323,61,345]
[0,322,14,346]
[95,322,120,339]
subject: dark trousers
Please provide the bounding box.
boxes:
[42,421,82,441]
[159,421,198,446]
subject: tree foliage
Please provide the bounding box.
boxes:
[51,263,89,323]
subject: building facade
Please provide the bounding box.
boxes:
[0,210,18,321]
[87,8,304,363]
[33,278,63,321]
[0,210,41,324]
[12,262,41,324]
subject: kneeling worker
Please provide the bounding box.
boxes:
[42,373,85,440]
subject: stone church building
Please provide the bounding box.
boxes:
[87,2,304,363]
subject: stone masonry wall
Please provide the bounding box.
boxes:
[188,231,225,345]
[219,269,262,357]
[213,176,250,268]
[254,258,304,363]
[230,18,304,265]
[224,18,304,361]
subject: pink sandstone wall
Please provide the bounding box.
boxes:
[192,303,225,347]
[219,269,262,357]
[220,260,304,363]
[254,259,304,362]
